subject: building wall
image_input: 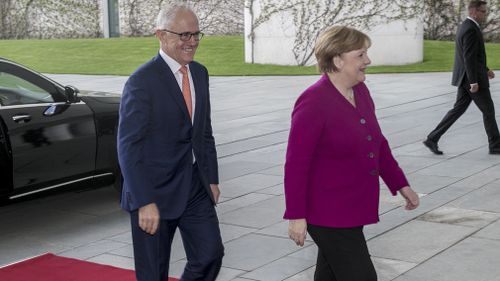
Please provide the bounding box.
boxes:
[1,0,242,39]
[245,0,424,66]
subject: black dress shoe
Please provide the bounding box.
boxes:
[490,147,500,154]
[423,139,443,155]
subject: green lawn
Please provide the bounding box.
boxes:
[0,36,499,76]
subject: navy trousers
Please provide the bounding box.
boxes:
[130,165,224,281]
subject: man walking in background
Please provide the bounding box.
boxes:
[424,0,500,155]
[118,4,223,281]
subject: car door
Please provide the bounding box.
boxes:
[0,62,96,196]
[0,116,11,199]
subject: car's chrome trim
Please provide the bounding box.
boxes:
[12,114,31,122]
[0,101,85,109]
[9,172,114,200]
[0,58,66,89]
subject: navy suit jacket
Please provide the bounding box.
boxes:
[451,18,489,88]
[118,54,219,219]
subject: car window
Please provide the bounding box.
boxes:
[0,71,55,106]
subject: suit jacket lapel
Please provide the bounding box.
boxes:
[189,63,205,129]
[152,54,192,121]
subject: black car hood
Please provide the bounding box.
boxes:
[79,90,121,104]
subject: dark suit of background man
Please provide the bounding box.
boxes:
[424,0,500,155]
[118,4,223,281]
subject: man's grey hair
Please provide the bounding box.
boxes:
[156,3,196,30]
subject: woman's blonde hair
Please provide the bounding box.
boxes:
[315,26,371,73]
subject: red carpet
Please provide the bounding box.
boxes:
[0,253,179,281]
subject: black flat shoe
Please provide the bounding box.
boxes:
[423,139,443,155]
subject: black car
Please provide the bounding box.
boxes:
[0,58,121,202]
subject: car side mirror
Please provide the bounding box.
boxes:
[64,85,80,103]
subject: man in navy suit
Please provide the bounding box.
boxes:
[118,4,223,281]
[424,0,500,155]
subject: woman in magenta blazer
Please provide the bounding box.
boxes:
[284,26,420,281]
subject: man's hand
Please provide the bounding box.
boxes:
[288,219,307,246]
[399,186,420,210]
[470,83,479,93]
[210,184,220,204]
[488,70,495,80]
[138,203,160,235]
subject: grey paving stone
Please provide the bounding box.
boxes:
[416,158,494,178]
[240,256,315,281]
[256,165,284,176]
[255,220,288,239]
[459,148,500,164]
[218,161,277,181]
[404,173,462,194]
[392,141,460,159]
[393,237,500,281]
[58,239,128,260]
[107,231,133,244]
[166,259,186,279]
[372,257,417,281]
[0,205,95,237]
[242,147,286,166]
[217,193,274,215]
[448,168,500,190]
[219,196,285,229]
[418,206,500,228]
[368,220,476,263]
[169,231,187,262]
[34,210,130,248]
[218,138,277,158]
[0,233,70,266]
[169,260,247,281]
[36,186,122,216]
[220,173,283,198]
[282,266,315,281]
[220,223,256,243]
[287,244,317,262]
[223,234,306,271]
[108,244,133,258]
[255,184,284,196]
[447,180,500,213]
[389,155,446,174]
[215,266,248,281]
[86,253,135,270]
[474,219,500,240]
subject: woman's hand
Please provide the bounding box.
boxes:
[210,184,220,204]
[288,219,307,246]
[399,186,419,210]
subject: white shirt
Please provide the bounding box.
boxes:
[159,49,196,123]
[159,49,197,163]
[467,16,480,28]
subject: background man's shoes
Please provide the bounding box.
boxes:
[423,139,443,155]
[490,147,500,155]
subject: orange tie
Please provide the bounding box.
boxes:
[179,65,192,119]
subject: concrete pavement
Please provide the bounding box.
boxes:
[1,72,500,281]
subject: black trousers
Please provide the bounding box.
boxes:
[307,224,377,281]
[130,165,224,281]
[427,82,500,149]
